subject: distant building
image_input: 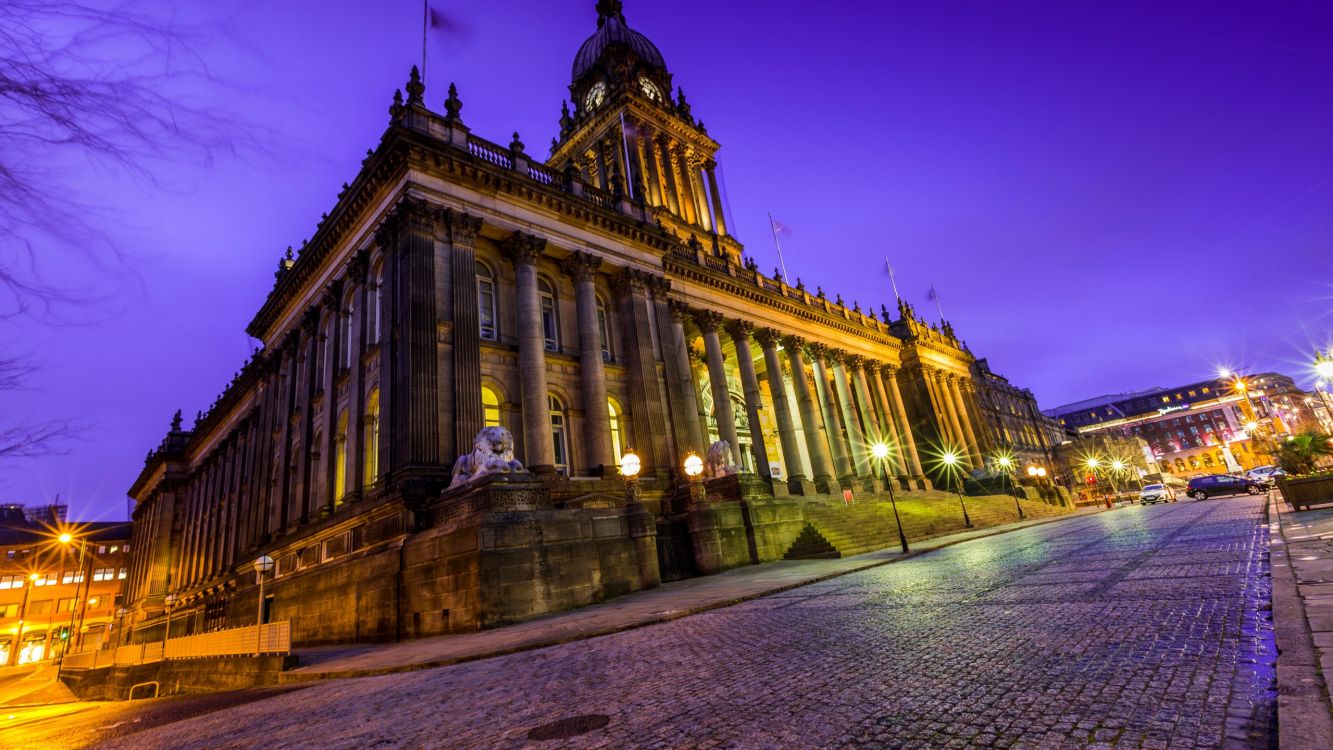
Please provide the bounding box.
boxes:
[0,506,130,666]
[970,358,1063,473]
[1045,372,1314,477]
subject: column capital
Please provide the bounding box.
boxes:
[648,276,672,295]
[501,231,546,266]
[383,196,438,238]
[347,249,370,283]
[559,250,602,282]
[321,279,344,311]
[807,342,829,359]
[610,267,656,297]
[668,299,693,322]
[301,307,321,335]
[826,348,847,365]
[845,354,865,369]
[753,327,782,349]
[446,210,483,247]
[724,319,754,342]
[779,334,805,351]
[880,362,898,376]
[693,310,725,333]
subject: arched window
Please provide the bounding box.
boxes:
[595,295,611,361]
[482,386,501,428]
[369,264,384,345]
[538,278,559,351]
[363,389,380,487]
[608,398,624,465]
[549,394,569,475]
[334,410,349,502]
[478,261,497,341]
[342,290,357,371]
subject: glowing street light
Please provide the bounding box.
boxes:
[940,451,972,528]
[619,450,643,508]
[993,452,1023,519]
[682,451,707,510]
[871,441,908,554]
[683,452,704,478]
[54,530,89,680]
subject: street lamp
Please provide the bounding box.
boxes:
[161,592,177,656]
[54,531,88,680]
[619,450,642,506]
[253,555,274,655]
[872,442,909,554]
[683,451,706,510]
[941,451,973,528]
[996,455,1024,519]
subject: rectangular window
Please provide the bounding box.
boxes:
[479,278,497,341]
[57,598,76,613]
[276,554,297,577]
[0,574,24,589]
[29,600,52,616]
[60,570,84,585]
[92,568,116,582]
[324,532,349,561]
[32,572,57,587]
[118,567,128,580]
[0,603,16,618]
[298,545,321,570]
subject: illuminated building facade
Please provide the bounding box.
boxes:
[0,506,130,666]
[122,1,1050,647]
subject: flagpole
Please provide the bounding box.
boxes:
[930,283,945,321]
[768,213,789,281]
[421,0,428,85]
[886,258,900,305]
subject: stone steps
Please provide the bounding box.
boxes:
[782,524,841,560]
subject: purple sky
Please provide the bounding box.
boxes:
[4,0,1332,520]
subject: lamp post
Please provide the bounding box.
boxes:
[941,451,972,528]
[872,442,909,554]
[161,592,177,656]
[683,451,706,510]
[619,449,642,506]
[54,532,87,680]
[997,455,1024,519]
[253,555,274,655]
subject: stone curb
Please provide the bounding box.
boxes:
[282,507,1108,684]
[1271,496,1333,749]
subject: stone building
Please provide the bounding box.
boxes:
[122,1,1041,647]
[970,358,1064,473]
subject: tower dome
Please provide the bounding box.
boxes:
[571,1,666,81]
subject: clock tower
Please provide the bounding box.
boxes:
[550,1,737,257]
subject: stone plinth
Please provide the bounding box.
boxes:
[686,501,752,575]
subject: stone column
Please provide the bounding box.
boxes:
[562,251,614,474]
[832,352,871,480]
[950,375,984,467]
[850,357,883,439]
[696,311,740,466]
[447,210,485,459]
[868,363,907,477]
[934,371,967,459]
[655,135,680,215]
[783,336,835,493]
[613,270,673,474]
[726,320,770,479]
[809,344,854,487]
[503,231,555,474]
[704,160,728,237]
[757,329,809,493]
[345,251,371,498]
[381,199,441,474]
[666,301,707,455]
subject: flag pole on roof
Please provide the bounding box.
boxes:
[886,259,900,306]
[928,283,945,321]
[768,213,790,281]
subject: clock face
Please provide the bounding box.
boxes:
[584,82,607,111]
[638,77,662,102]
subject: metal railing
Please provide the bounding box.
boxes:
[59,622,290,670]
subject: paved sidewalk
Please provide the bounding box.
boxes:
[1271,495,1333,748]
[284,506,1106,683]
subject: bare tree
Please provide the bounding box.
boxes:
[1,0,259,457]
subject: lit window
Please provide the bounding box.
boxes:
[550,394,569,475]
[363,389,380,487]
[1161,396,1170,403]
[342,290,357,370]
[482,386,502,428]
[334,409,349,501]
[539,279,559,351]
[0,574,24,589]
[478,262,497,341]
[369,265,384,345]
[61,570,84,585]
[596,296,611,361]
[608,399,624,465]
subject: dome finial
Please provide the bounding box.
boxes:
[596,0,625,28]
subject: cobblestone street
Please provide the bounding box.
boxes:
[80,497,1275,749]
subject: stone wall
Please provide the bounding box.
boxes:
[62,655,290,701]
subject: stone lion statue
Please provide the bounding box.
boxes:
[704,440,738,479]
[450,426,527,487]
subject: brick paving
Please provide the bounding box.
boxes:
[98,497,1276,750]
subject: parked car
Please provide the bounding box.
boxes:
[1245,465,1285,484]
[1186,474,1268,500]
[1139,483,1175,504]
